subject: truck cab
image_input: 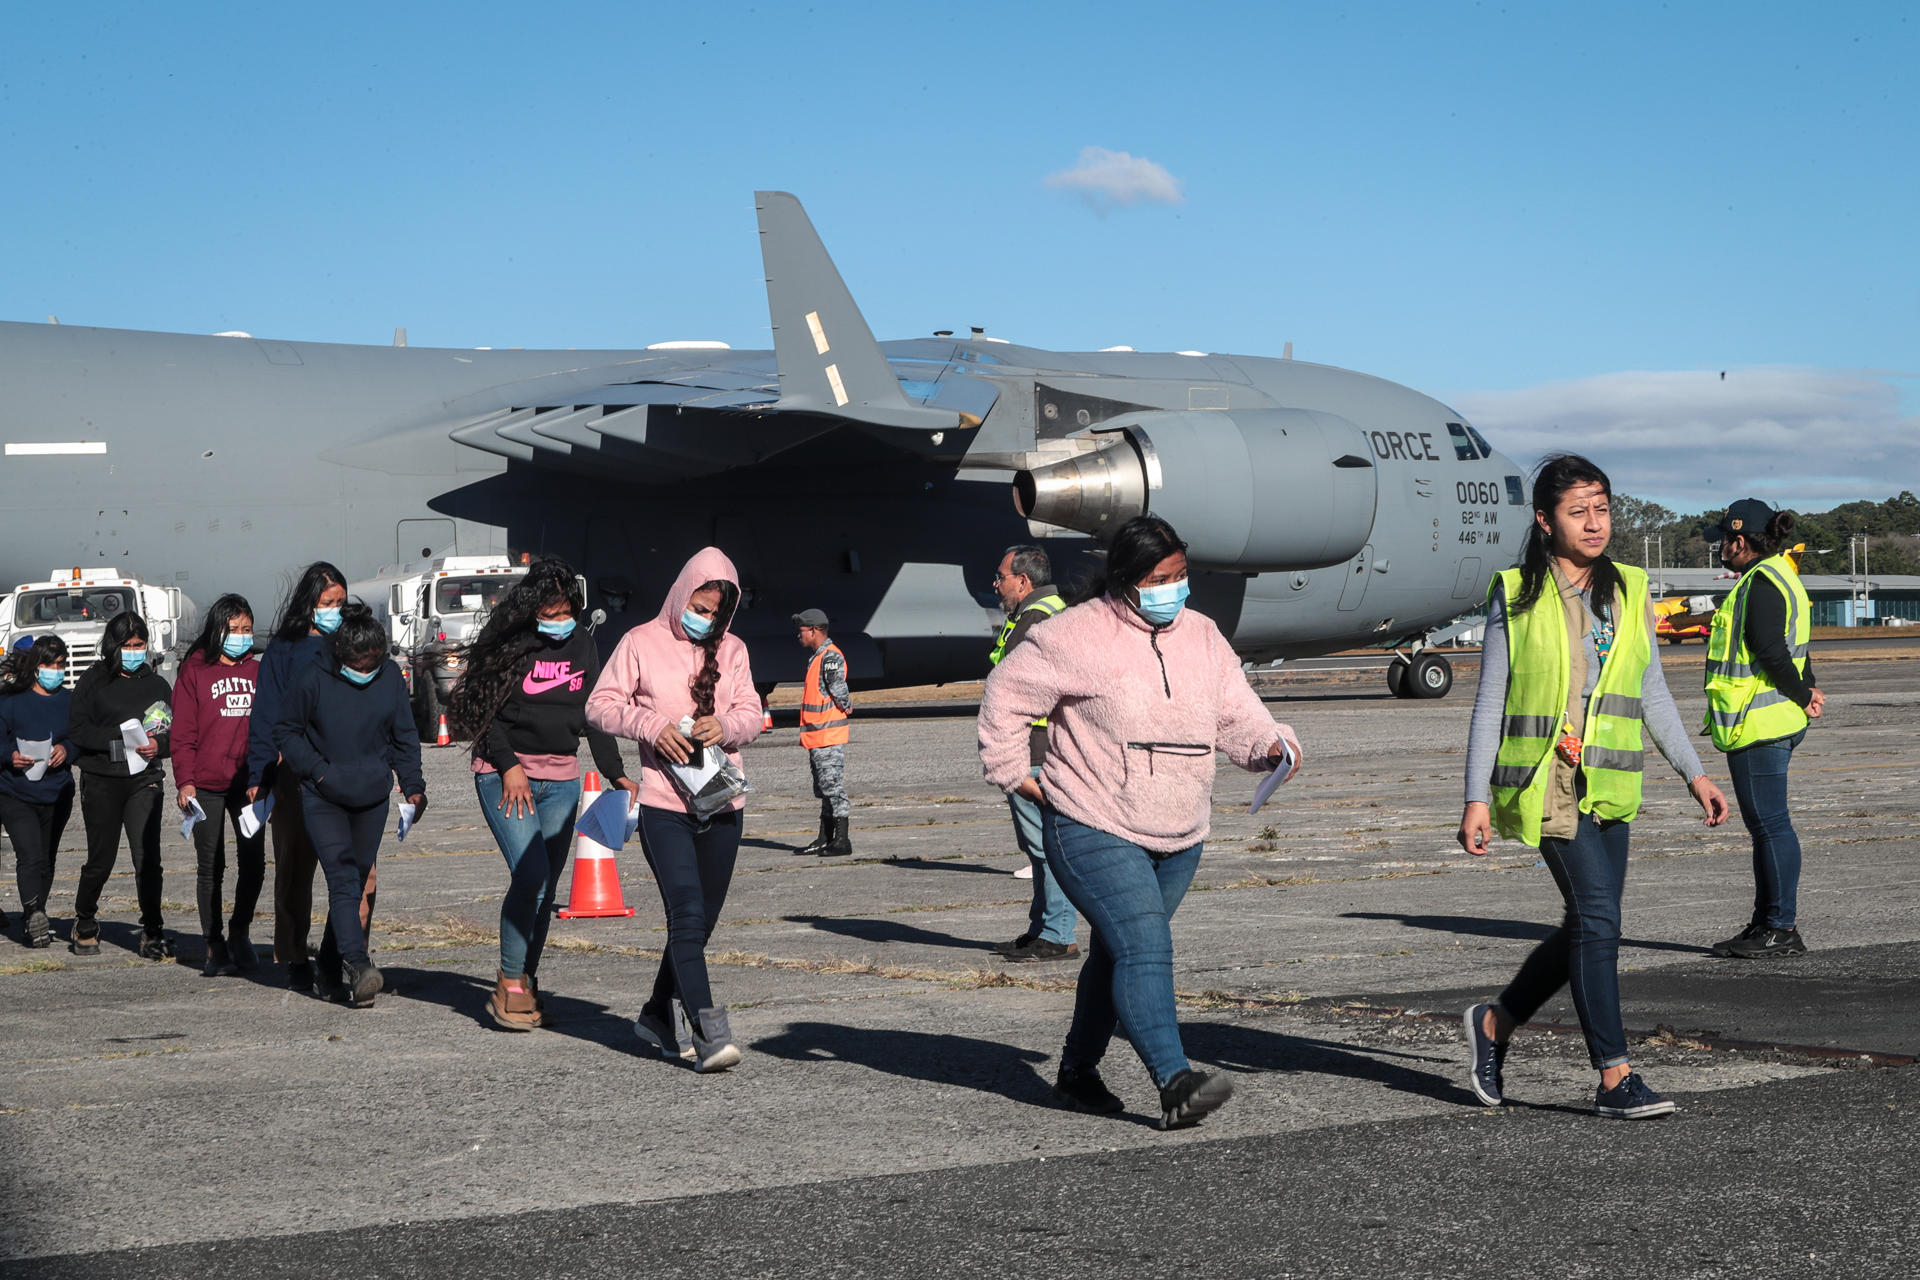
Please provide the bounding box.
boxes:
[0,568,192,685]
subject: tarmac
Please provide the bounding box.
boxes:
[2,646,1917,1277]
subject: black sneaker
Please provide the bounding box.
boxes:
[1158,1069,1233,1130]
[137,931,175,962]
[1723,927,1807,959]
[287,961,315,992]
[1464,1004,1507,1106]
[1054,1065,1125,1114]
[1001,938,1079,963]
[1710,923,1764,957]
[24,909,52,950]
[202,937,236,978]
[993,933,1036,957]
[228,933,259,972]
[1594,1072,1677,1120]
[346,961,384,1006]
[315,965,349,1003]
[69,919,100,956]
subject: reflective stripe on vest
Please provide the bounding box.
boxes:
[1704,553,1811,751]
[1488,564,1653,846]
[799,643,850,748]
[987,592,1065,728]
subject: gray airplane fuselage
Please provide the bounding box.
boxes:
[0,319,1522,689]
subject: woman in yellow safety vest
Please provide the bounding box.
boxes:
[1456,454,1729,1120]
[1703,499,1823,960]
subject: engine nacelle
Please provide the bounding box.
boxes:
[1014,409,1378,570]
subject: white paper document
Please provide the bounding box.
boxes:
[120,719,150,776]
[396,801,417,842]
[1248,741,1297,816]
[237,792,275,839]
[179,798,206,842]
[17,737,52,783]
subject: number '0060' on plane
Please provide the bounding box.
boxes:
[0,192,1523,704]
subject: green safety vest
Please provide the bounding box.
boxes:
[988,591,1065,730]
[1488,564,1653,846]
[1704,552,1810,751]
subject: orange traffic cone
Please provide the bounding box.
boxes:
[558,772,635,919]
[761,699,773,735]
[435,713,451,747]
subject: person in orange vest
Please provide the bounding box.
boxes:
[794,609,852,857]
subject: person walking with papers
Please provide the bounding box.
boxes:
[446,559,634,1030]
[588,548,761,1072]
[0,636,76,949]
[67,614,174,959]
[979,516,1302,1130]
[273,604,425,1008]
[172,595,265,977]
[1457,455,1729,1120]
[246,562,350,994]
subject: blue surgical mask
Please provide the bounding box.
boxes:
[537,617,577,641]
[339,665,378,686]
[1133,579,1191,626]
[313,607,343,634]
[680,610,713,641]
[222,634,253,659]
[120,649,149,673]
[36,667,64,691]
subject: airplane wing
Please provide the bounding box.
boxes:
[440,192,980,477]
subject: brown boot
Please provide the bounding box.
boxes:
[488,970,541,1032]
[522,970,552,1028]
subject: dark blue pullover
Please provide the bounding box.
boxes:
[273,660,425,808]
[247,633,329,789]
[0,688,75,803]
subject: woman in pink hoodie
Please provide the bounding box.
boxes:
[980,516,1303,1130]
[587,547,762,1072]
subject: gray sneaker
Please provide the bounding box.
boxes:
[690,1007,742,1074]
[633,1005,698,1062]
[23,909,52,950]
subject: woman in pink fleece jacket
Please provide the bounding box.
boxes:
[980,516,1302,1130]
[587,547,761,1072]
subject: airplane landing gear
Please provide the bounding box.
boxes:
[1388,651,1453,699]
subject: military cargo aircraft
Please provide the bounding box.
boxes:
[0,192,1524,695]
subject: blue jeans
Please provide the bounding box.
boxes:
[1496,811,1631,1070]
[1042,808,1201,1089]
[475,771,583,978]
[636,805,742,1018]
[1009,791,1077,945]
[1726,729,1805,930]
[301,792,388,971]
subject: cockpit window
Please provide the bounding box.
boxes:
[1505,476,1525,506]
[1445,422,1477,461]
[1467,425,1494,458]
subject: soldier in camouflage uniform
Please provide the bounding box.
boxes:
[794,609,853,857]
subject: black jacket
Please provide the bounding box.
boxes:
[68,665,173,779]
[1743,573,1817,708]
[478,627,627,781]
[273,660,425,809]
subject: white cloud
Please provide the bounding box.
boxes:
[1044,146,1184,213]
[1452,367,1920,513]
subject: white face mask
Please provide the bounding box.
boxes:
[1133,579,1190,625]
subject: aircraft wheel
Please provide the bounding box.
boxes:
[1387,657,1410,698]
[1409,653,1453,699]
[1666,635,1684,645]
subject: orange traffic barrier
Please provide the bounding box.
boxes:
[558,771,635,919]
[435,713,452,747]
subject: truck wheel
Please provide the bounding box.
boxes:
[1387,657,1410,698]
[1409,653,1453,699]
[413,669,440,739]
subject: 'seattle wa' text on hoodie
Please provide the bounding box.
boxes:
[586,547,761,815]
[978,595,1300,854]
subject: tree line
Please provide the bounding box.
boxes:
[1607,491,1920,577]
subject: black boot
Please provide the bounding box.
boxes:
[818,816,852,858]
[796,806,833,855]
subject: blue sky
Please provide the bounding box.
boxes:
[4,2,1914,511]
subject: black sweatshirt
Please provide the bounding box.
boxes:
[479,627,627,781]
[273,660,425,808]
[1743,574,1818,708]
[68,666,173,778]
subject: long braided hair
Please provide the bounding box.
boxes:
[1510,453,1624,623]
[686,579,739,717]
[446,559,585,742]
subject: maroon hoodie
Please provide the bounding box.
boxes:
[171,650,261,791]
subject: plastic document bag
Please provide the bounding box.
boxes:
[666,716,752,821]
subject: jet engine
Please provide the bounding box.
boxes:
[1013,408,1378,571]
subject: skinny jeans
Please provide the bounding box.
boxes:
[1726,729,1805,930]
[474,771,582,978]
[74,772,166,934]
[191,781,267,943]
[636,805,741,1018]
[1042,808,1201,1090]
[1495,811,1632,1070]
[1009,790,1077,945]
[0,788,73,915]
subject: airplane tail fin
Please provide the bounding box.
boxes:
[755,191,955,430]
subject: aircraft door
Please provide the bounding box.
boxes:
[1337,544,1372,611]
[398,518,456,563]
[1452,557,1486,601]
